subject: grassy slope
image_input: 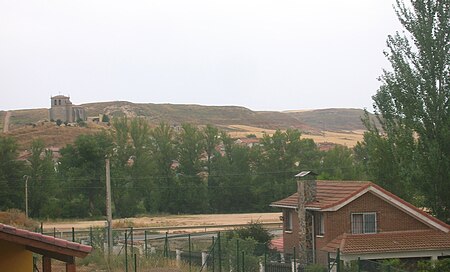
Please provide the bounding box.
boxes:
[285,108,374,131]
[2,102,371,150]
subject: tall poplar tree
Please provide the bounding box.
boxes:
[362,0,449,221]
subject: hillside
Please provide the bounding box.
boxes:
[1,102,375,150]
[285,108,372,131]
[81,101,308,130]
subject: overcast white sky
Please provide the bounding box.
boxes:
[0,0,401,111]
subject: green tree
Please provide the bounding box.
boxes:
[27,139,58,218]
[0,136,26,210]
[176,123,207,213]
[59,132,114,217]
[252,129,321,210]
[202,124,220,204]
[319,145,364,180]
[110,117,150,217]
[361,0,449,220]
[209,134,254,212]
[147,122,177,213]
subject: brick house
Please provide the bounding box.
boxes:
[0,223,91,272]
[270,173,450,267]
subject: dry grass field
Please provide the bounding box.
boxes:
[43,213,282,231]
[226,124,364,147]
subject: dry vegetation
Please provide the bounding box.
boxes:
[2,102,372,151]
[5,122,104,151]
[0,209,39,230]
[44,213,281,231]
[226,125,363,147]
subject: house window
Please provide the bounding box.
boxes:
[352,213,377,234]
[316,212,325,236]
[283,210,293,232]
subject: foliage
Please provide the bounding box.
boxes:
[1,117,370,218]
[359,0,450,221]
[228,221,274,255]
[319,145,366,180]
[58,132,114,217]
[0,209,38,230]
[27,139,58,218]
[418,258,450,272]
[101,114,110,123]
[221,236,260,272]
[0,136,26,210]
[305,264,328,272]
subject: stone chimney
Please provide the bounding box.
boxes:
[296,171,317,269]
[296,171,317,202]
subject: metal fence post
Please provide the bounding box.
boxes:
[72,227,75,242]
[327,252,330,271]
[89,227,93,247]
[125,231,128,272]
[164,232,169,257]
[241,251,245,272]
[144,230,148,258]
[134,253,137,272]
[218,232,222,272]
[189,233,192,272]
[131,227,134,257]
[40,222,43,234]
[358,257,361,272]
[212,236,215,272]
[236,240,240,272]
[264,250,267,271]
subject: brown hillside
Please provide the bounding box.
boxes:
[5,122,104,151]
[286,108,376,131]
[2,102,372,150]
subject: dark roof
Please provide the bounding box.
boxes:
[322,230,450,254]
[0,223,91,262]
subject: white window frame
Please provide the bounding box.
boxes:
[351,212,377,234]
[284,209,293,232]
[316,212,325,236]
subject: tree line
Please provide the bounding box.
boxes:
[0,120,366,219]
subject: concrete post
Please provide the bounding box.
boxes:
[202,251,209,272]
[176,249,183,267]
[291,259,298,272]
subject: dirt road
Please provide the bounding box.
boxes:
[44,213,281,231]
[3,111,10,133]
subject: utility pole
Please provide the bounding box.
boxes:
[24,175,29,218]
[105,158,113,255]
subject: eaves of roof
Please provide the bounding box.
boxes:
[0,223,92,261]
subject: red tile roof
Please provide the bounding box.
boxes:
[270,180,450,232]
[0,223,92,258]
[322,230,450,254]
[270,180,371,210]
[270,237,284,252]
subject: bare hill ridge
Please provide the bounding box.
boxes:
[1,102,374,149]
